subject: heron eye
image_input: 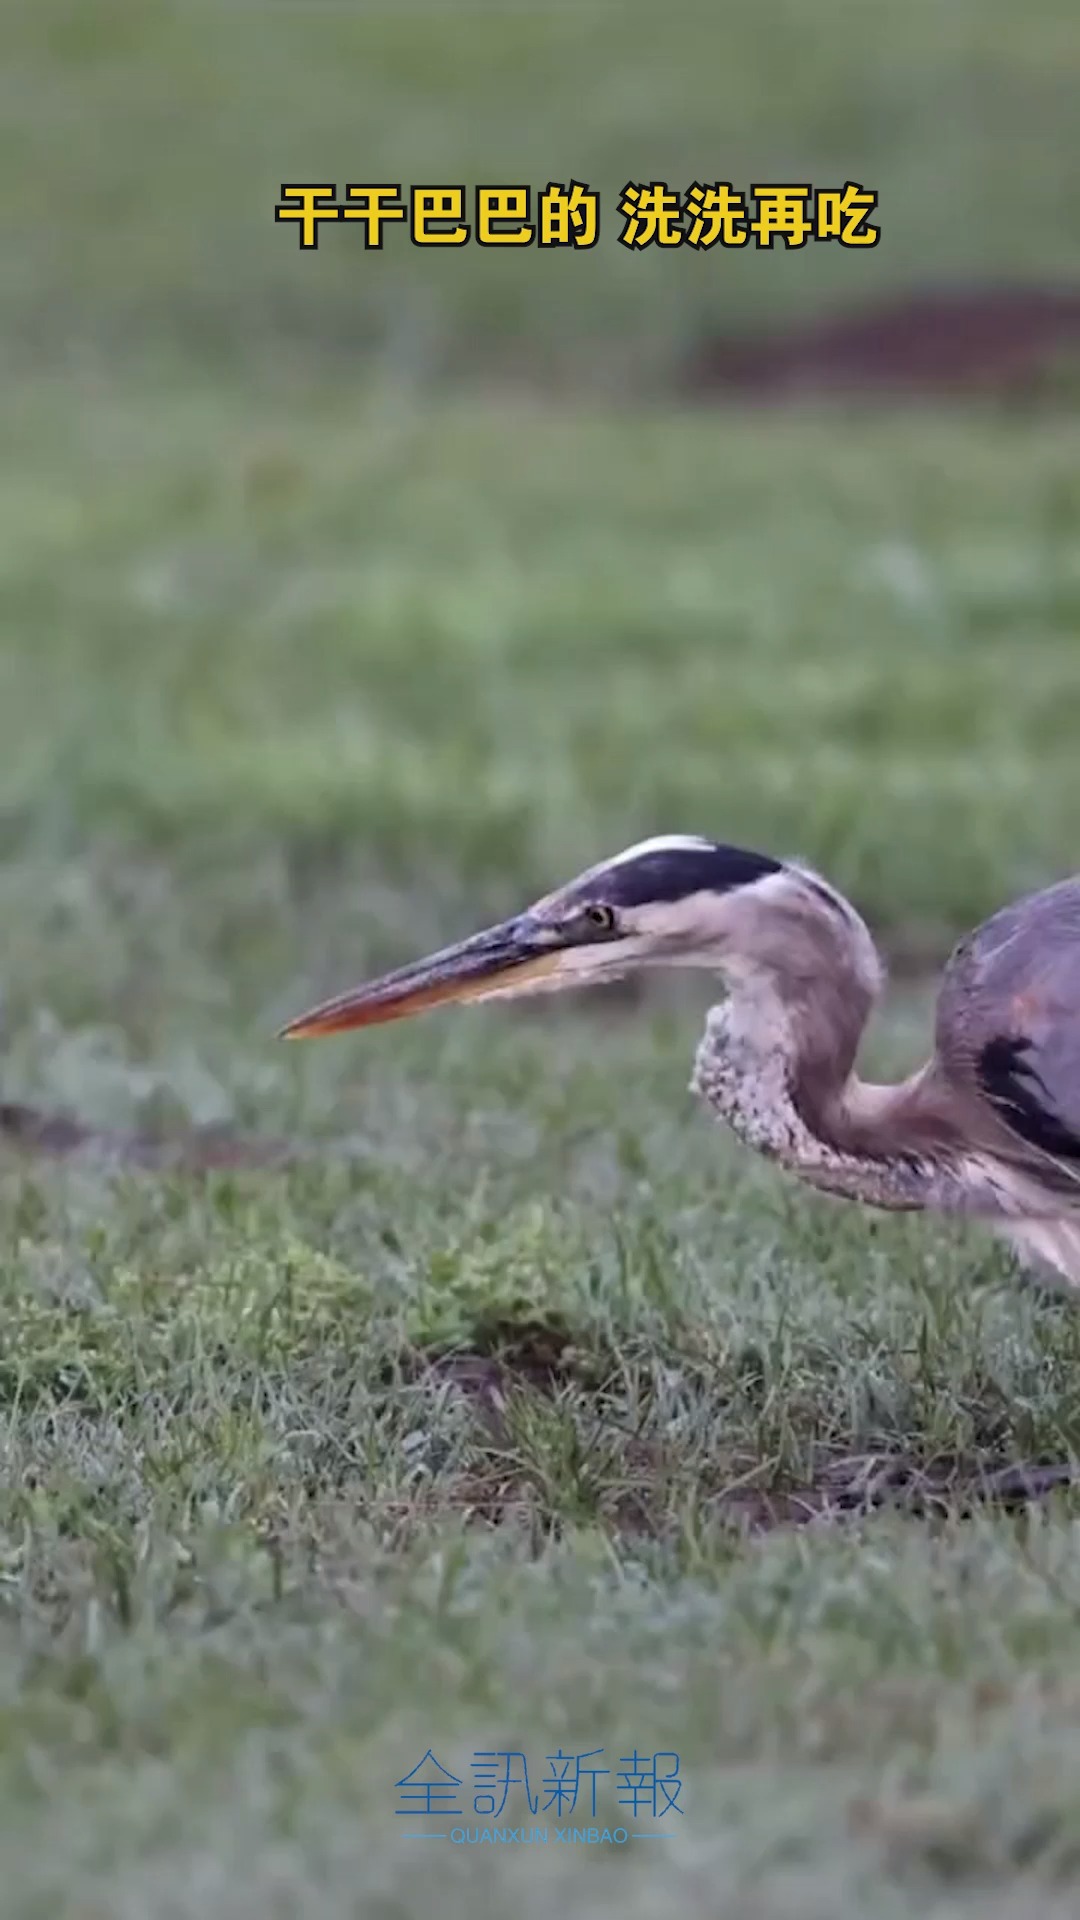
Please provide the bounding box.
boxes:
[581,903,617,934]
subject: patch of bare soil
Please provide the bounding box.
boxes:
[415,1328,1079,1539]
[682,284,1080,400]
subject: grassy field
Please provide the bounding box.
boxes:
[6,0,1080,376]
[3,382,1080,1920]
[3,2,1080,1917]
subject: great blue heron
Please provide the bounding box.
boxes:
[281,836,1080,1289]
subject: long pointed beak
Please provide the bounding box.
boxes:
[278,916,562,1039]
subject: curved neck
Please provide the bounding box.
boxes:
[693,960,972,1215]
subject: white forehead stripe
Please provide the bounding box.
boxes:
[531,835,717,914]
[597,834,714,872]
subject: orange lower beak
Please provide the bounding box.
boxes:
[278,918,561,1038]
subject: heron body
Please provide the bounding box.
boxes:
[282,837,1080,1289]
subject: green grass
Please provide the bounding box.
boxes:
[5,0,1080,376]
[4,1,1080,1914]
[2,378,1080,1918]
[3,384,1079,961]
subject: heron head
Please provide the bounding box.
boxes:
[278,835,861,1039]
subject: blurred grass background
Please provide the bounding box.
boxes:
[3,3,1080,1917]
[2,0,1079,979]
[7,0,1080,374]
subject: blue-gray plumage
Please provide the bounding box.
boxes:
[281,836,1080,1291]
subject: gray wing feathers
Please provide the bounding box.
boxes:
[934,876,1080,1171]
